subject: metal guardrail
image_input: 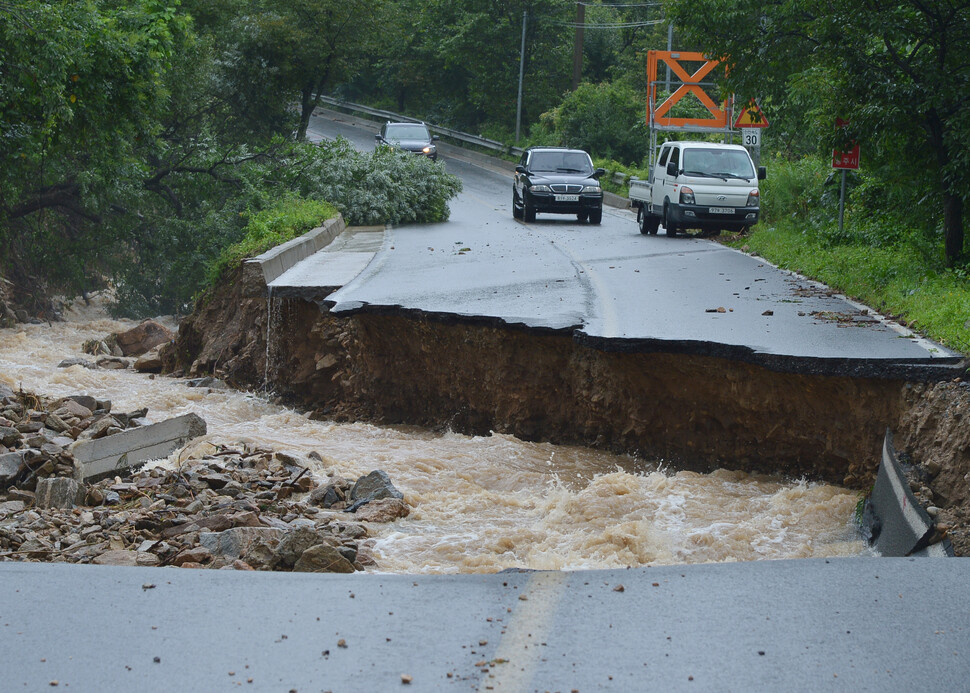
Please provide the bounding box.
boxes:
[314,95,525,158]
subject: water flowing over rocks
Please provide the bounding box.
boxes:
[159,252,970,557]
[0,386,410,570]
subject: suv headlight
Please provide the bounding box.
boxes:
[582,185,601,193]
[746,189,760,207]
[531,184,552,193]
[680,186,695,205]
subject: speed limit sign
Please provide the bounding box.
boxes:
[742,129,761,147]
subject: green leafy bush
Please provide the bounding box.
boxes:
[288,139,463,227]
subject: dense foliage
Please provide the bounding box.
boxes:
[0,0,461,317]
[1,0,966,322]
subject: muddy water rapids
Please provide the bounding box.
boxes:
[0,297,869,572]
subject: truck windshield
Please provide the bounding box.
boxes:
[682,149,755,179]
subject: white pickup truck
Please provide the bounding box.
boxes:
[629,141,766,236]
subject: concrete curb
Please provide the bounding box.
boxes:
[246,215,347,285]
[864,430,954,557]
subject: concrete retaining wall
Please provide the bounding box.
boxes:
[245,215,347,286]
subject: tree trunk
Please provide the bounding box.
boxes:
[943,192,964,266]
[297,87,314,142]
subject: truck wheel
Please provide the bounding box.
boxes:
[524,193,536,222]
[638,208,659,235]
[663,203,678,236]
[588,209,602,225]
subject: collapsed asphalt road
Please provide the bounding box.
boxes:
[299,109,961,381]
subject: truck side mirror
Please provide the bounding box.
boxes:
[666,161,679,177]
[758,166,767,180]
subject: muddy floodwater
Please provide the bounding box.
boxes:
[0,297,869,573]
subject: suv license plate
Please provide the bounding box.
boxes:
[555,194,579,202]
[709,207,733,214]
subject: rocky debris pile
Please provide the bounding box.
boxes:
[0,383,147,490]
[0,275,62,326]
[66,318,174,373]
[0,386,409,572]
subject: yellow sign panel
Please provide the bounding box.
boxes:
[734,100,769,128]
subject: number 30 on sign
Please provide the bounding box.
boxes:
[742,129,761,147]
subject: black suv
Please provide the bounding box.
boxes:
[376,122,439,161]
[513,147,605,224]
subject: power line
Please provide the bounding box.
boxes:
[554,19,666,28]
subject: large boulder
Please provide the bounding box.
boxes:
[292,544,356,573]
[35,477,85,509]
[114,319,174,357]
[353,497,410,523]
[349,470,404,510]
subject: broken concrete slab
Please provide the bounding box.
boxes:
[71,413,207,482]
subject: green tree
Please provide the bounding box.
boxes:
[242,0,380,141]
[666,0,970,265]
[0,0,186,299]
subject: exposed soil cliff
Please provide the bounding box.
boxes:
[164,271,970,553]
[169,283,908,482]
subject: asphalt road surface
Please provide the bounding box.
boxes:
[3,558,969,692]
[293,110,962,379]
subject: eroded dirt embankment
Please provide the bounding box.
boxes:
[165,268,970,553]
[172,269,905,480]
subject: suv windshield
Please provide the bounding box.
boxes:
[682,148,755,179]
[529,151,593,174]
[384,123,431,142]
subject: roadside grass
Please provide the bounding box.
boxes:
[205,196,338,289]
[725,221,970,355]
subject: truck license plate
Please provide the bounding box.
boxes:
[709,207,733,214]
[555,194,579,202]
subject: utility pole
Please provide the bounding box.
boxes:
[665,23,673,92]
[515,11,527,143]
[571,2,585,89]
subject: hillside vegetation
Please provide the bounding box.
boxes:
[1,0,966,347]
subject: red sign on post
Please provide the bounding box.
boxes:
[832,143,860,169]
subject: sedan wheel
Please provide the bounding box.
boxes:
[512,190,523,219]
[524,193,536,222]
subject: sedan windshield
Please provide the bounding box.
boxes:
[682,149,755,179]
[384,124,431,142]
[529,151,593,174]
